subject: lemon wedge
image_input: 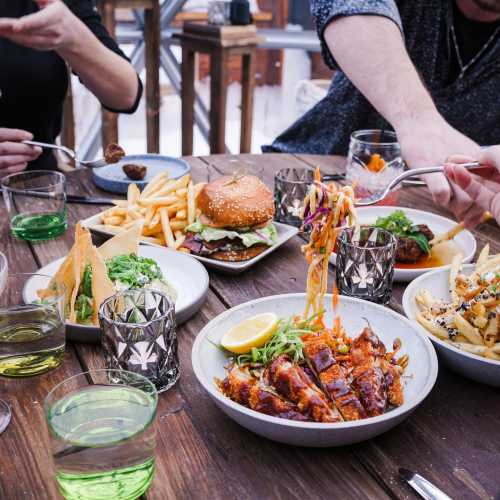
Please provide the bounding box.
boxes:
[220,312,279,354]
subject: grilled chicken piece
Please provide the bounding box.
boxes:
[383,362,404,407]
[303,339,366,421]
[350,327,387,364]
[267,355,342,423]
[351,365,387,416]
[350,327,404,412]
[218,365,309,421]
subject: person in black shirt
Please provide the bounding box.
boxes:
[0,0,143,175]
[265,0,500,228]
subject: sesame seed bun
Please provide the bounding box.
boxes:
[197,175,274,229]
[209,244,269,262]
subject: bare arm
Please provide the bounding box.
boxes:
[323,15,482,223]
[324,16,436,130]
[0,0,139,111]
[57,20,139,111]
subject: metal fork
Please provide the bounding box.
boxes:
[355,162,481,206]
[22,140,107,169]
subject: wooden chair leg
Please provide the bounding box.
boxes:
[98,0,118,148]
[209,48,229,154]
[181,48,196,156]
[145,2,160,154]
[240,50,255,154]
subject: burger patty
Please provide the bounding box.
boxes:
[181,233,263,256]
[395,224,434,263]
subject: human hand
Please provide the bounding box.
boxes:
[0,129,42,177]
[396,115,482,224]
[444,146,500,227]
[0,0,80,53]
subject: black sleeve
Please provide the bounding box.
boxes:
[310,0,403,70]
[65,0,143,114]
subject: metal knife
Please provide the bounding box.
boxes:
[399,468,453,500]
[66,195,116,205]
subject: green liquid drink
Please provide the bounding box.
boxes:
[47,384,157,500]
[11,212,67,241]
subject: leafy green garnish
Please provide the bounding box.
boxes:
[75,294,93,323]
[375,210,431,254]
[81,264,92,298]
[236,313,322,366]
[106,254,163,288]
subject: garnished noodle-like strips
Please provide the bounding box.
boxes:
[301,168,357,319]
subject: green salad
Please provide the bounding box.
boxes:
[375,210,431,254]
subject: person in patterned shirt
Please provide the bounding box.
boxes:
[264,0,500,227]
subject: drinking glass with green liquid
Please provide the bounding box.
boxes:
[45,370,158,500]
[1,170,67,241]
[0,272,66,377]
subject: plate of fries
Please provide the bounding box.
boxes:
[81,171,299,273]
[403,245,500,386]
[83,172,204,250]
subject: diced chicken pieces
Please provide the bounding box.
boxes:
[350,327,386,365]
[267,355,342,423]
[219,365,308,421]
[383,363,404,407]
[303,340,366,421]
[351,365,387,416]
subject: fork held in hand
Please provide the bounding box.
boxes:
[22,140,107,169]
[355,162,482,207]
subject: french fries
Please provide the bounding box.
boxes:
[415,246,500,361]
[94,173,205,252]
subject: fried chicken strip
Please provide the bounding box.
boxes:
[267,355,342,423]
[303,338,366,421]
[350,326,403,413]
[218,365,309,421]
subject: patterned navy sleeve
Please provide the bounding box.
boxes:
[310,0,403,69]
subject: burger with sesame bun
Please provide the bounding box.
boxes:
[182,174,278,261]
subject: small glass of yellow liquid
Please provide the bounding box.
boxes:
[0,271,66,377]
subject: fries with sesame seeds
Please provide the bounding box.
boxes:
[415,246,500,359]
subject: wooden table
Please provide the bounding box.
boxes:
[1,154,500,500]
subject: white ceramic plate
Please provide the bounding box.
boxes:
[403,264,500,387]
[330,206,476,282]
[192,293,438,447]
[24,246,209,343]
[81,213,299,274]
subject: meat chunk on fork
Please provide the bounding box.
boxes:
[303,338,366,421]
[218,365,309,421]
[267,355,342,423]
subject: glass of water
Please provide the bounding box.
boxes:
[274,167,316,227]
[1,170,67,241]
[99,289,180,393]
[346,130,404,205]
[45,369,158,500]
[0,273,66,377]
[335,226,397,304]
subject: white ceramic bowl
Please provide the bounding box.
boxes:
[330,206,476,282]
[403,264,500,387]
[192,293,438,447]
[25,246,209,343]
